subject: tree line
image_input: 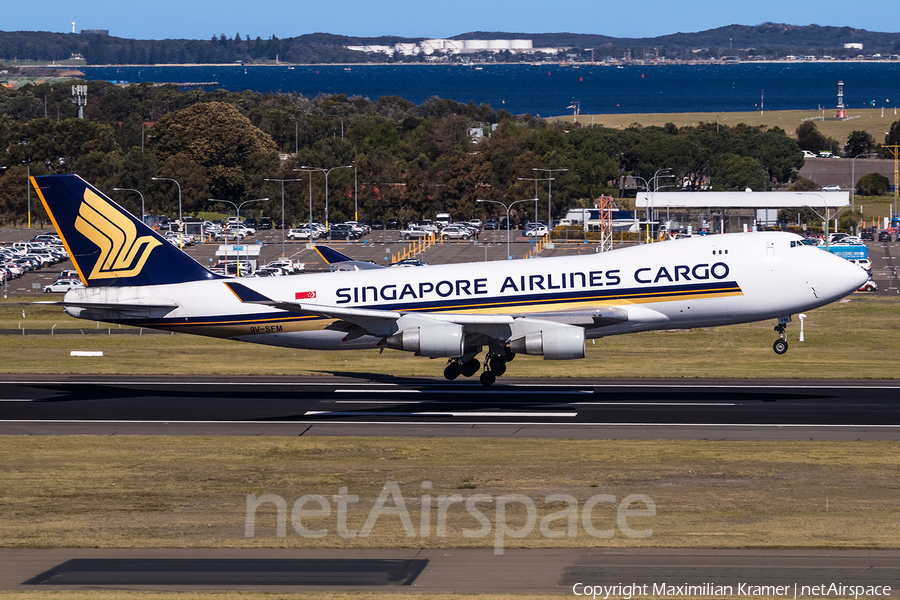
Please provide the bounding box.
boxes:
[0,78,847,227]
[2,25,899,66]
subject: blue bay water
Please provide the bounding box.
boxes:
[80,62,900,117]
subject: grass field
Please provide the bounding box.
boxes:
[3,436,899,551]
[1,294,897,379]
[550,108,900,143]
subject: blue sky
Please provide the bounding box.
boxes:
[1,0,896,40]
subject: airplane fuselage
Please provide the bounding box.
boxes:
[62,232,864,352]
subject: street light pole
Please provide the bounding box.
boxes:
[477,198,536,260]
[209,197,270,274]
[112,188,146,222]
[518,177,554,223]
[294,164,352,234]
[23,162,31,228]
[264,178,303,259]
[851,153,877,213]
[151,177,183,247]
[533,168,567,228]
[801,193,844,251]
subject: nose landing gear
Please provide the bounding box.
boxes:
[773,316,792,355]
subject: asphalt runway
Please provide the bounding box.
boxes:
[5,548,900,593]
[2,376,900,440]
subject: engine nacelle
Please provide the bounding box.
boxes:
[386,322,465,357]
[509,326,585,360]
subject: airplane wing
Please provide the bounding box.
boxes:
[225,281,633,333]
[315,245,385,271]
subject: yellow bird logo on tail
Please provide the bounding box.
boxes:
[74,188,162,280]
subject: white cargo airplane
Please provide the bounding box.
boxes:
[33,174,867,386]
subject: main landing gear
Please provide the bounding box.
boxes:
[444,348,515,386]
[773,316,792,355]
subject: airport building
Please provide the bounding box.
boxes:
[346,39,566,57]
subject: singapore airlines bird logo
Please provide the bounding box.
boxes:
[74,189,162,280]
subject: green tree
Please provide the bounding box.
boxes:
[710,154,769,191]
[148,102,278,200]
[788,177,819,191]
[885,120,900,147]
[796,121,827,154]
[845,130,877,157]
[857,172,890,196]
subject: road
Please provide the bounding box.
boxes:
[1,376,899,440]
[5,548,900,593]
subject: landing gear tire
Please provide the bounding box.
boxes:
[480,371,496,386]
[504,348,516,362]
[773,339,788,355]
[461,358,480,378]
[489,355,507,376]
[444,360,461,380]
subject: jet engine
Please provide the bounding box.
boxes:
[509,325,585,360]
[386,322,465,357]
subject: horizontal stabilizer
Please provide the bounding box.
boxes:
[32,301,179,310]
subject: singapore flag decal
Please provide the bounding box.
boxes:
[295,291,317,300]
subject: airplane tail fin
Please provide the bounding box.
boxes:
[32,174,222,287]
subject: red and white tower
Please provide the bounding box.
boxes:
[836,80,846,118]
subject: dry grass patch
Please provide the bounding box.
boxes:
[2,437,900,550]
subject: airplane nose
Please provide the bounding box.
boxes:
[820,251,869,298]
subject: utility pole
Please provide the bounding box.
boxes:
[884,145,900,218]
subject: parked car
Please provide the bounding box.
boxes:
[525,226,550,237]
[329,224,361,240]
[858,277,878,292]
[484,218,498,230]
[390,258,428,268]
[386,218,401,230]
[371,219,384,230]
[259,217,272,230]
[848,258,872,272]
[440,226,472,240]
[44,279,85,293]
[266,259,303,274]
[837,236,864,245]
[214,230,243,241]
[287,228,313,240]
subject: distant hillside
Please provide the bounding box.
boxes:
[0,23,897,65]
[455,24,900,54]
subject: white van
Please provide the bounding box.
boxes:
[435,213,451,229]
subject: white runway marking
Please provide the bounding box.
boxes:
[572,402,736,406]
[334,390,591,395]
[1,420,899,428]
[304,411,578,417]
